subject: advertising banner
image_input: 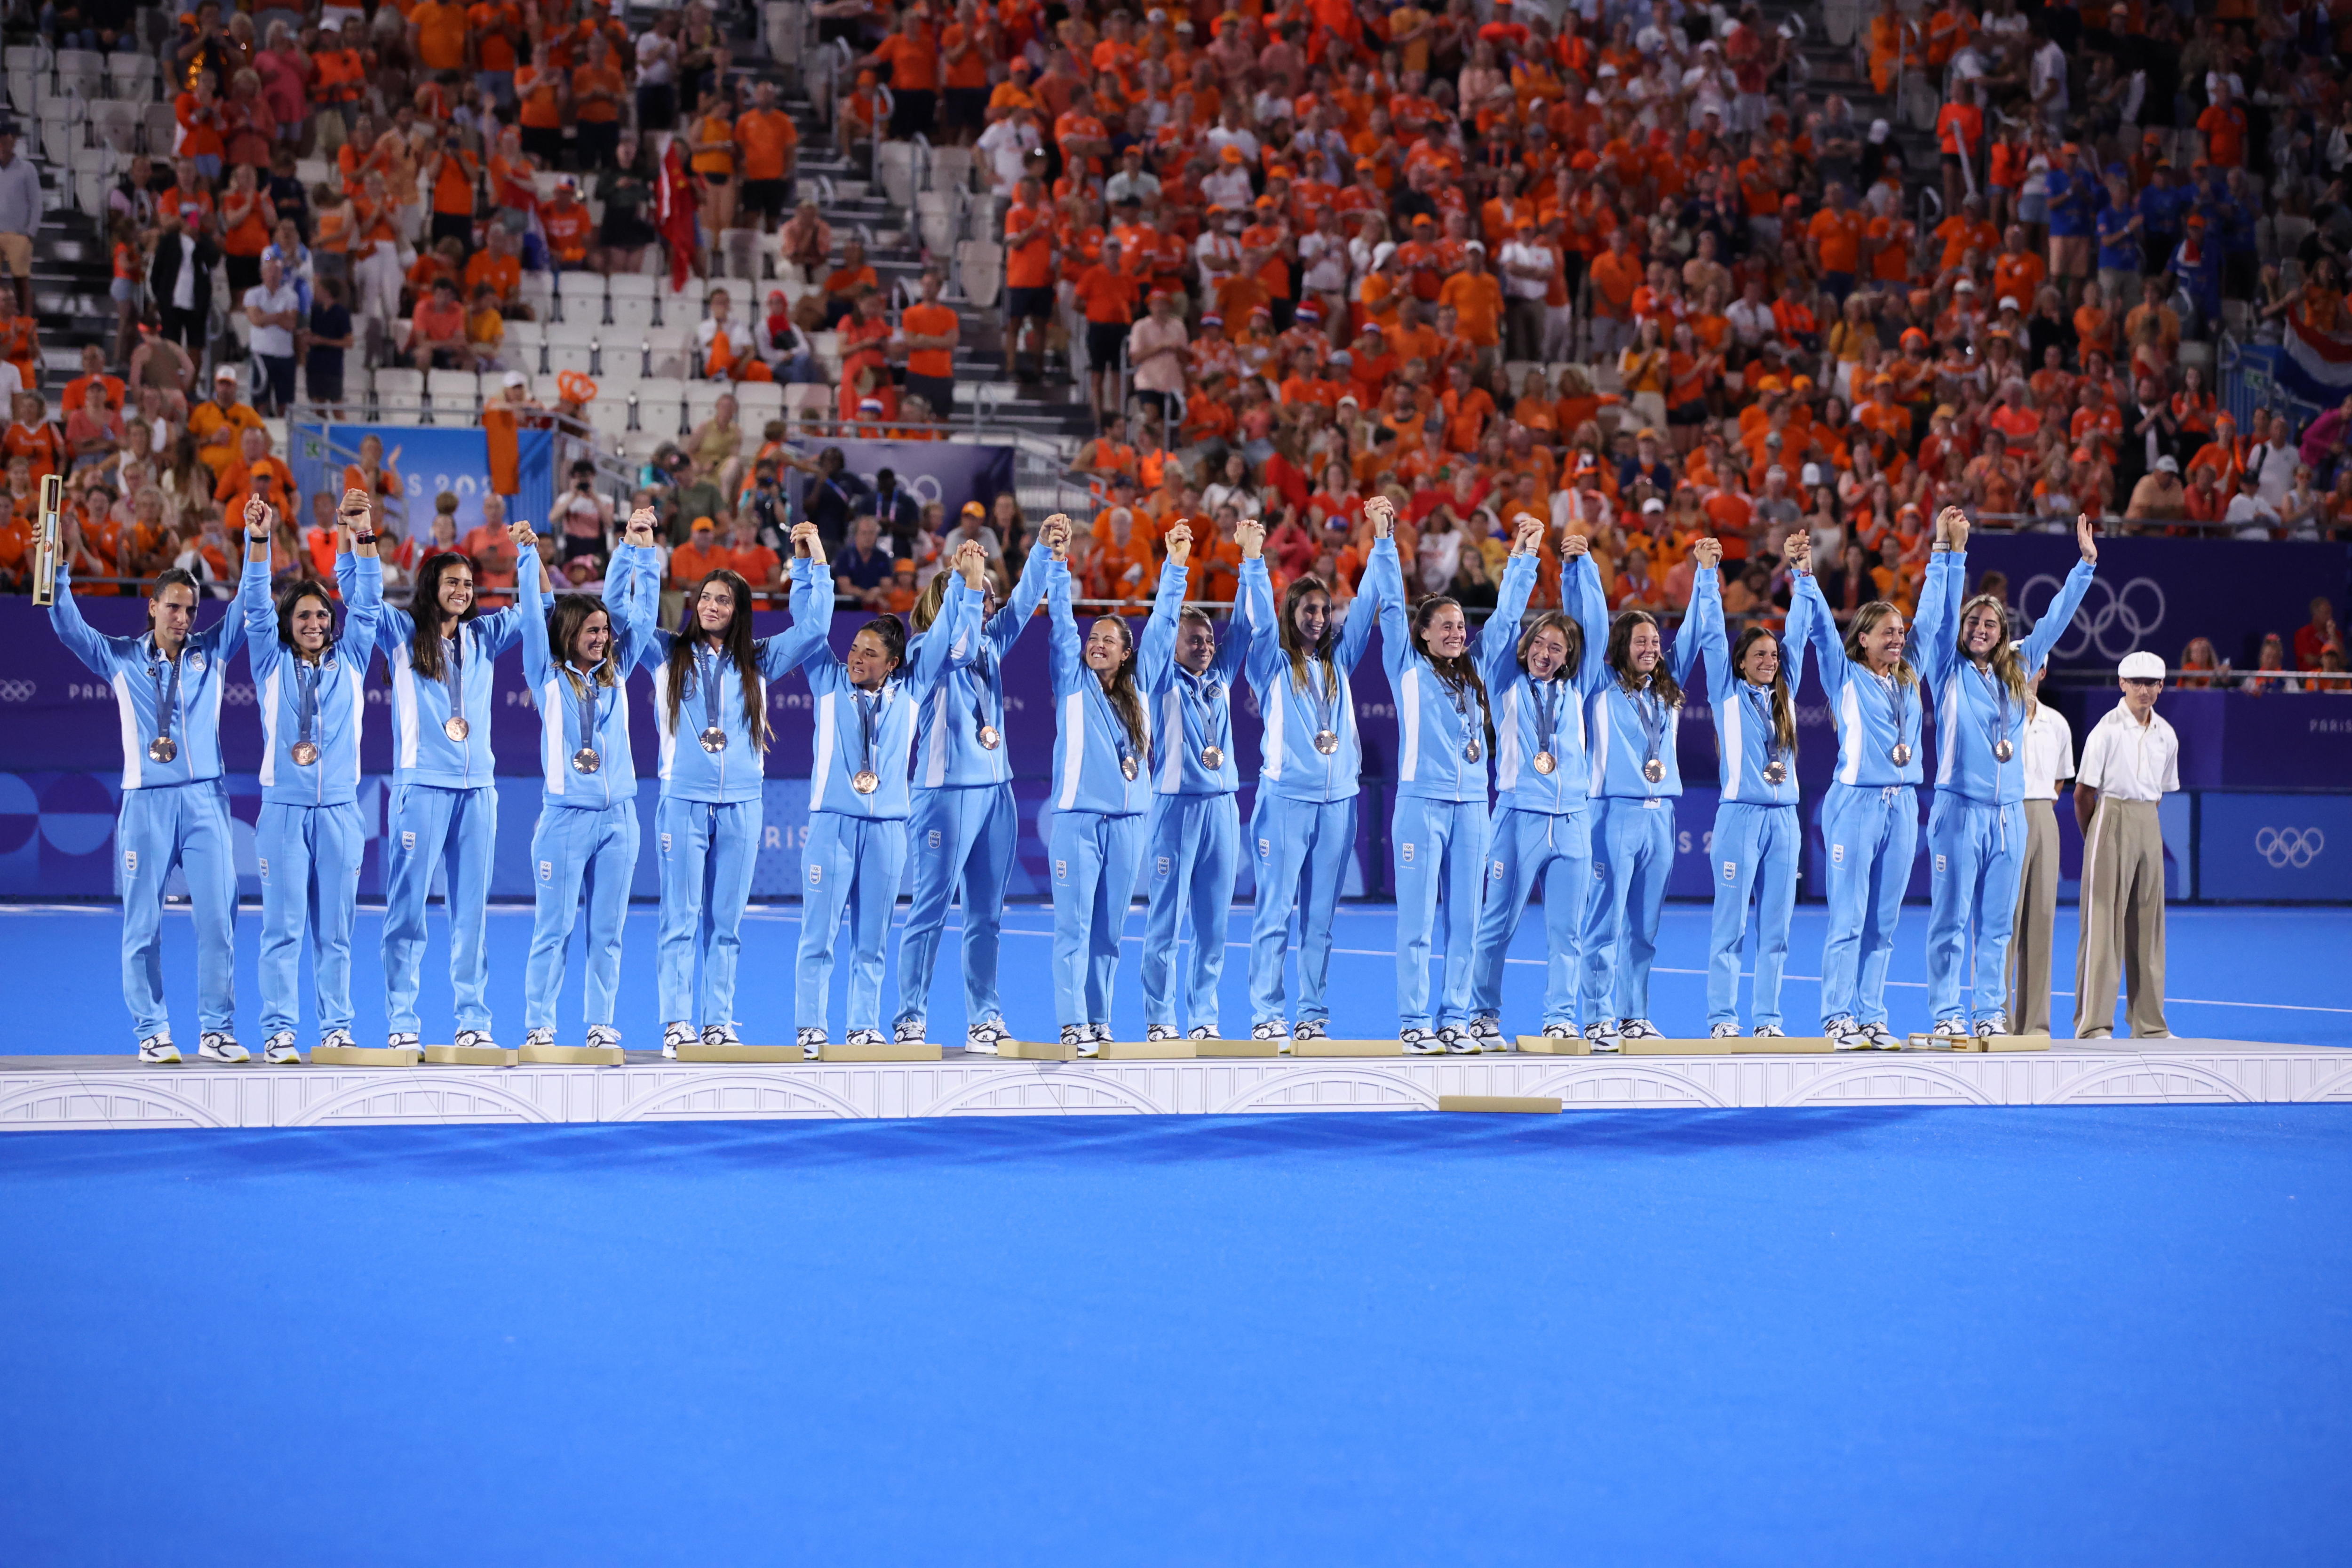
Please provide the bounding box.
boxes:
[2196,793,2352,902]
[288,422,557,545]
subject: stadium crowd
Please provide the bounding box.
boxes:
[0,0,2345,685]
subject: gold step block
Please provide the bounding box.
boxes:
[1516,1034,1591,1055]
[673,1042,804,1064]
[1094,1040,1198,1060]
[818,1041,943,1062]
[313,1045,420,1067]
[518,1043,625,1066]
[996,1038,1078,1061]
[1291,1039,1406,1057]
[1439,1094,1562,1114]
[424,1045,519,1067]
[1195,1039,1283,1058]
[1912,1032,2052,1053]
[1621,1036,1838,1056]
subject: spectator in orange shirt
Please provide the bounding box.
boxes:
[1436,243,1505,368]
[1587,226,1642,360]
[461,493,520,607]
[864,6,940,141]
[667,513,734,592]
[1072,234,1140,427]
[726,512,782,594]
[1805,183,1866,304]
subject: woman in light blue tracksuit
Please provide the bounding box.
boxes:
[788,541,983,1054]
[516,512,661,1053]
[1580,542,1708,1049]
[343,541,524,1052]
[53,556,247,1063]
[1793,538,1956,1050]
[1235,503,1402,1045]
[1467,531,1613,1044]
[1380,515,1544,1053]
[892,525,1058,1051]
[1137,518,1259,1043]
[1922,509,2098,1037]
[242,496,381,1065]
[1688,537,1816,1040]
[628,524,830,1056]
[1044,523,1152,1054]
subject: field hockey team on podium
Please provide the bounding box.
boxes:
[51,488,2098,1062]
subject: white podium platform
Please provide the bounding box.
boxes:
[1,1038,2348,1132]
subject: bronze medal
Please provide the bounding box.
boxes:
[1202,745,1224,770]
[1120,756,1138,781]
[1994,739,2015,763]
[1763,760,1787,786]
[443,716,469,742]
[1642,757,1666,784]
[851,768,880,795]
[147,736,177,764]
[1891,742,1914,766]
[1463,740,1483,764]
[290,740,320,767]
[572,748,601,774]
[1533,749,1556,775]
[1313,729,1340,754]
[977,724,1001,750]
[699,726,728,753]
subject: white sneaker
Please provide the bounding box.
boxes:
[523,1027,556,1049]
[1064,1024,1098,1058]
[1252,1019,1291,1053]
[137,1030,181,1065]
[1188,1024,1216,1041]
[453,1029,497,1051]
[845,1027,886,1047]
[1466,1016,1504,1051]
[1542,1023,1575,1039]
[197,1031,247,1065]
[701,1022,742,1049]
[586,1025,622,1051]
[1291,1019,1328,1042]
[1146,1024,1181,1043]
[1089,1023,1113,1043]
[1437,1024,1475,1054]
[1975,1012,2008,1038]
[1710,1022,1740,1039]
[1401,1028,1446,1055]
[964,1018,1010,1055]
[796,1027,827,1060]
[261,1031,302,1065]
[1864,1023,1901,1051]
[1933,1015,1967,1038]
[894,1017,928,1046]
[1828,1016,1871,1051]
[1585,1019,1621,1053]
[661,1021,695,1059]
[1618,1019,1663,1041]
[1751,1023,1787,1038]
[318,1028,355,1052]
[2078,1027,2114,1040]
[386,1032,421,1052]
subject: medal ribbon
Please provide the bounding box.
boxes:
[1743,683,1781,770]
[149,642,183,751]
[968,648,1002,742]
[1184,669,1227,758]
[1631,682,1666,772]
[854,686,880,779]
[1975,663,2013,759]
[1086,676,1136,775]
[294,657,320,751]
[697,643,723,737]
[574,663,600,756]
[1305,656,1340,740]
[444,627,464,732]
[1532,677,1562,757]
[1883,669,1910,754]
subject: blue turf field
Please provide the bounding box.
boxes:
[3,904,2349,1564]
[1,899,2349,1050]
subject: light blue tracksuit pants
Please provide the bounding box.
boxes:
[1819,782,1919,1027]
[1141,791,1240,1033]
[255,799,365,1039]
[524,801,640,1034]
[1393,794,1490,1031]
[894,783,1018,1032]
[1707,801,1801,1029]
[117,781,238,1040]
[1246,793,1356,1027]
[1049,808,1143,1028]
[798,811,909,1035]
[656,796,761,1029]
[382,781,497,1038]
[1925,792,2027,1024]
[1469,805,1591,1030]
[1580,796,1676,1025]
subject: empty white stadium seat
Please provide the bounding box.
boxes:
[546,344,596,379]
[609,294,657,332]
[555,269,607,324]
[643,325,691,380]
[734,381,787,422]
[427,369,480,419]
[373,367,425,417]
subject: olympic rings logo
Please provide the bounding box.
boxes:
[2023,573,2167,662]
[0,679,32,701]
[223,683,256,706]
[2255,828,2326,869]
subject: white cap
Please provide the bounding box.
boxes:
[2155,454,2179,473]
[503,370,527,388]
[1998,295,2021,311]
[1642,497,1665,513]
[2118,651,2166,681]
[1801,462,1823,486]
[1869,118,1891,143]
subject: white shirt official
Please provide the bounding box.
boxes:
[2076,700,2178,802]
[2019,701,2074,800]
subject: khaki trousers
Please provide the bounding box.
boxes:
[2073,798,2169,1039]
[2006,798,2061,1034]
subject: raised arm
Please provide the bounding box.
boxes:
[1139,521,1194,689]
[1778,530,1816,697]
[906,542,985,694]
[1237,519,1282,689]
[1474,515,1543,688]
[240,501,280,676]
[1565,536,1613,697]
[515,519,555,686]
[983,517,1059,660]
[1684,538,1730,700]
[766,522,836,676]
[1794,567,1846,691]
[1045,521,1083,695]
[1215,518,1264,683]
[2019,512,2100,675]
